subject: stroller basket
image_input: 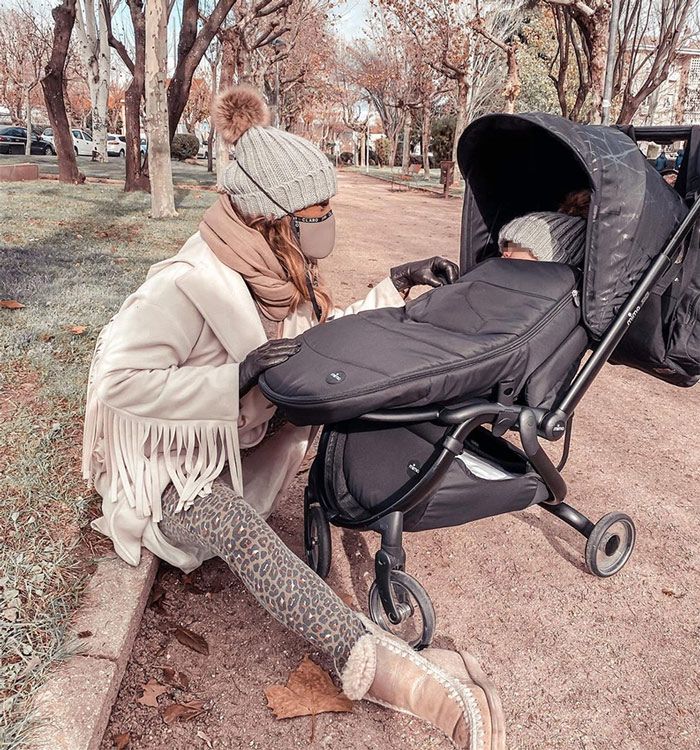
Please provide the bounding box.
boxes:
[317,423,550,533]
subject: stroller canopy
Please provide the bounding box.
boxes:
[457,112,689,339]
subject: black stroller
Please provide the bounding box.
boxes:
[260,114,700,648]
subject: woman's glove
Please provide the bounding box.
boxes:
[239,339,301,397]
[390,256,460,294]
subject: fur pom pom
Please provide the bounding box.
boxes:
[213,85,270,144]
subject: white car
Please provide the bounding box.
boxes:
[41,127,96,156]
[197,138,215,160]
[71,128,96,156]
[107,133,126,157]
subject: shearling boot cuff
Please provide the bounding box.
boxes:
[340,634,377,700]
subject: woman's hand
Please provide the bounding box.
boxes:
[390,256,460,294]
[239,338,301,397]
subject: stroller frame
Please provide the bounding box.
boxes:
[303,125,700,649]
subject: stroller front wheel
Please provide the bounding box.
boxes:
[368,570,436,650]
[585,512,636,577]
[304,502,332,579]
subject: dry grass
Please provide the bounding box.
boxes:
[0,181,215,750]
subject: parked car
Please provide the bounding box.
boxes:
[197,138,215,160]
[41,127,96,156]
[0,126,53,155]
[107,133,126,157]
[71,128,96,156]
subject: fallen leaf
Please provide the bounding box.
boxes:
[136,678,169,707]
[69,325,87,335]
[77,630,92,638]
[174,626,209,655]
[662,588,686,599]
[182,573,206,595]
[196,730,213,748]
[147,581,165,610]
[161,699,206,725]
[113,732,130,749]
[0,300,25,309]
[160,666,190,690]
[265,655,353,720]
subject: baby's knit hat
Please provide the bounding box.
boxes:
[498,211,586,266]
[213,85,336,219]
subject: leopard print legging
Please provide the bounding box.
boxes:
[159,478,367,671]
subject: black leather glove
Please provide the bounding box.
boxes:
[239,338,301,397]
[390,256,460,294]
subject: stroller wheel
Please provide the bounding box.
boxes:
[304,502,331,579]
[368,570,436,650]
[585,512,636,578]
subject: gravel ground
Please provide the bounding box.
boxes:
[102,173,699,750]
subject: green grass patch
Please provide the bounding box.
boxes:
[0,181,215,749]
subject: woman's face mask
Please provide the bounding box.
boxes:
[291,207,336,260]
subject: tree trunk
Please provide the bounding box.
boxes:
[450,76,469,185]
[93,0,111,162]
[215,36,235,187]
[24,87,32,156]
[388,136,398,170]
[75,0,110,161]
[122,0,148,192]
[421,104,431,179]
[503,46,520,115]
[41,0,84,184]
[401,109,412,174]
[145,0,176,217]
[167,0,236,143]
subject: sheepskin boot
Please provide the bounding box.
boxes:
[341,625,505,750]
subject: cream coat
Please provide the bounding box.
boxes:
[83,232,404,573]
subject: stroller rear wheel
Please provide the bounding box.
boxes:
[368,570,436,650]
[585,512,636,577]
[304,502,332,579]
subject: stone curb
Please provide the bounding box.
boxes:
[28,551,158,750]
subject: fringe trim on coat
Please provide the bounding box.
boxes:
[82,397,241,523]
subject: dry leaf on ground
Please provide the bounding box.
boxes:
[136,678,169,707]
[160,666,190,690]
[0,300,25,309]
[69,325,87,335]
[265,655,353,720]
[174,626,209,655]
[113,732,130,749]
[196,730,213,748]
[161,699,206,725]
[147,581,166,610]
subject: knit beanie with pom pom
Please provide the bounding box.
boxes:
[213,85,336,219]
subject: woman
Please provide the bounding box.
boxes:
[83,86,504,749]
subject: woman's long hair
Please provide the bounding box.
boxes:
[234,208,334,322]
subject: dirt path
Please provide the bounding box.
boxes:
[101,172,700,750]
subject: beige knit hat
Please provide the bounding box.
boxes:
[213,85,336,219]
[498,211,586,266]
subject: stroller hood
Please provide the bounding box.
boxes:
[457,112,689,339]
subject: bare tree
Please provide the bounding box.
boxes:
[145,0,177,217]
[470,1,522,114]
[103,0,148,191]
[378,0,475,167]
[41,0,84,183]
[0,4,51,154]
[74,0,115,160]
[613,0,697,123]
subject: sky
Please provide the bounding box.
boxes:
[332,0,369,41]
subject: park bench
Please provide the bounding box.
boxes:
[390,163,423,191]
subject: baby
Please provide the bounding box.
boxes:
[499,190,589,267]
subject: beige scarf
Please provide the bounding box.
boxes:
[200,195,297,322]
